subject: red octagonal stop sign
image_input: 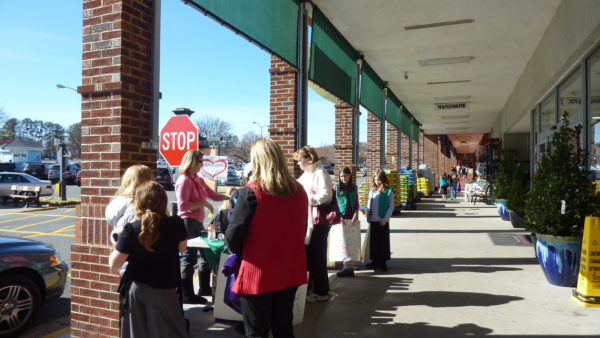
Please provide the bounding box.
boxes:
[160,115,199,167]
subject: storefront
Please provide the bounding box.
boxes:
[530,43,600,177]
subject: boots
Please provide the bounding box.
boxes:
[182,277,207,304]
[197,269,212,296]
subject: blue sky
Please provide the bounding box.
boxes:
[0,1,367,146]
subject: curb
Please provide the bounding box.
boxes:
[19,207,58,212]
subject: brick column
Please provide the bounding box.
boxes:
[269,55,300,177]
[401,133,410,169]
[334,100,357,180]
[366,112,381,182]
[423,134,438,172]
[71,1,156,336]
[385,124,399,171]
[412,139,419,169]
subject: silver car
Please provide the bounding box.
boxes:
[0,172,54,203]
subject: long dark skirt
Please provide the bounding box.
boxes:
[369,221,390,264]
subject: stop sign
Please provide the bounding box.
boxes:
[159,115,199,167]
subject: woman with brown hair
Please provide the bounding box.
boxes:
[294,145,334,302]
[176,149,229,303]
[364,169,394,272]
[226,138,308,337]
[109,181,188,337]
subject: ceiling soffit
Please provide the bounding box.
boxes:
[312,0,560,135]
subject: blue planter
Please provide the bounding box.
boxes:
[496,199,510,221]
[535,234,582,287]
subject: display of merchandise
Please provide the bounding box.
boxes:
[418,167,435,195]
[476,138,501,180]
[384,170,402,208]
[358,182,369,208]
[398,169,417,208]
[594,180,600,194]
[417,177,430,195]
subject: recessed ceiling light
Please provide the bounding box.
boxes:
[434,96,471,102]
[441,115,470,120]
[419,56,474,66]
[428,80,471,85]
[404,19,474,30]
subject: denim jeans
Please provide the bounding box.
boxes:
[450,183,457,200]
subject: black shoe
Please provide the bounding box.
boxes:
[197,288,212,296]
[366,262,376,269]
[182,294,208,304]
[336,269,355,277]
[380,264,388,272]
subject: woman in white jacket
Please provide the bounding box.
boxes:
[294,146,333,302]
[105,164,154,244]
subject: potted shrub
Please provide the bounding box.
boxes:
[506,163,528,228]
[525,112,600,287]
[493,151,516,221]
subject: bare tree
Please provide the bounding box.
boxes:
[229,131,260,164]
[67,122,81,159]
[194,114,238,155]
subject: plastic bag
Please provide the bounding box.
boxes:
[221,254,242,314]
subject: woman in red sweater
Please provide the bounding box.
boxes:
[225,138,308,338]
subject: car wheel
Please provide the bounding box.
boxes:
[0,273,42,337]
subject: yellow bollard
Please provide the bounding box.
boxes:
[54,183,60,194]
[572,216,600,307]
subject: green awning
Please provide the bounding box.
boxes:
[412,121,420,142]
[188,0,299,67]
[309,6,358,106]
[361,62,385,119]
[401,109,412,136]
[385,91,401,129]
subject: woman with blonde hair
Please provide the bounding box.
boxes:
[109,181,188,338]
[294,145,333,302]
[106,164,155,244]
[226,138,308,337]
[364,169,394,272]
[176,149,229,303]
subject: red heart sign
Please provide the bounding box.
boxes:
[201,158,228,178]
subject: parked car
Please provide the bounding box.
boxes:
[21,163,47,180]
[218,167,241,186]
[156,167,173,190]
[63,163,80,185]
[0,236,68,337]
[0,172,54,203]
[47,164,61,183]
[0,162,17,172]
[235,166,244,177]
[323,164,335,175]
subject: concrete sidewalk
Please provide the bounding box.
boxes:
[186,195,600,337]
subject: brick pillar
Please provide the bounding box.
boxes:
[334,100,357,181]
[385,124,399,171]
[366,112,381,182]
[269,55,300,177]
[423,134,438,172]
[412,139,419,169]
[401,133,410,169]
[72,1,156,336]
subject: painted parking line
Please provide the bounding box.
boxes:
[0,228,74,237]
[0,214,38,224]
[10,216,69,231]
[40,325,70,338]
[23,225,76,239]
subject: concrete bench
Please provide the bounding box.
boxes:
[10,185,42,208]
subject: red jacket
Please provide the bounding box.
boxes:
[233,182,308,295]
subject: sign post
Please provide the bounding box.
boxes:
[159,115,199,167]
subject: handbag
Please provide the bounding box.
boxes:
[311,194,342,226]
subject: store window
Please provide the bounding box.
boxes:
[558,67,583,126]
[540,92,556,132]
[589,48,600,179]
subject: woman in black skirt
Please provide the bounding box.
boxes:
[364,169,394,272]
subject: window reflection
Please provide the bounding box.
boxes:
[590,48,600,179]
[558,67,583,126]
[540,92,556,132]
